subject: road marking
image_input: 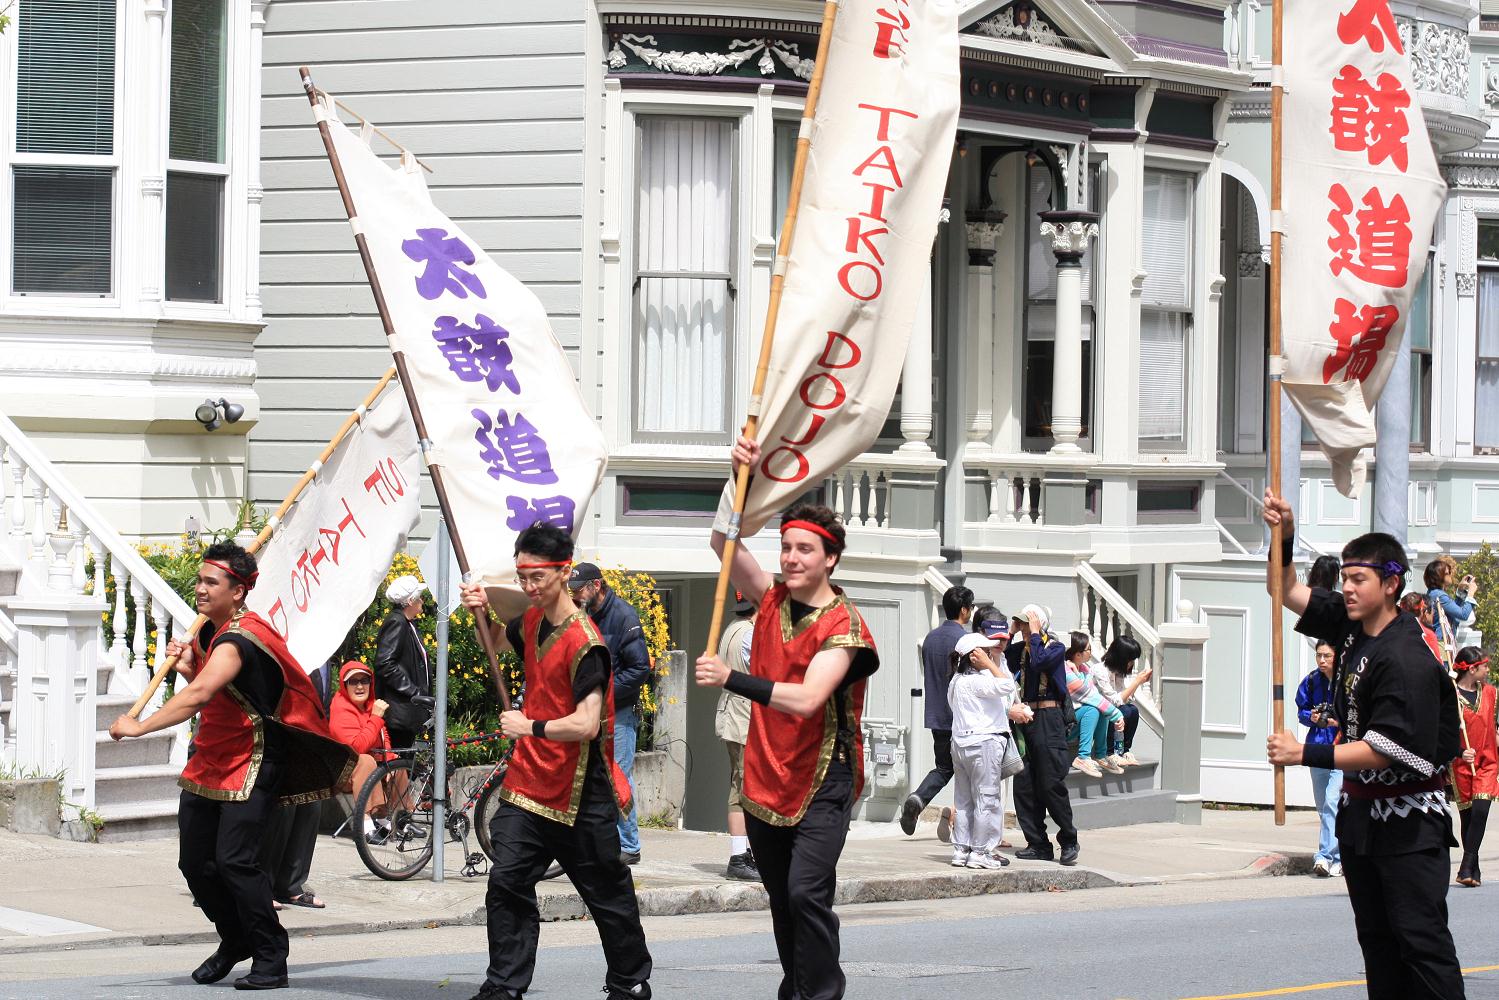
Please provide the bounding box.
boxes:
[1182,964,1499,999]
[0,906,107,938]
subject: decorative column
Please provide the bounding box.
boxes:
[900,218,945,454]
[1374,341,1412,543]
[962,210,1004,455]
[1039,210,1099,454]
[1158,599,1209,826]
[140,0,168,305]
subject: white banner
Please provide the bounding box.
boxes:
[715,0,960,537]
[247,385,422,672]
[324,114,607,598]
[1282,0,1445,497]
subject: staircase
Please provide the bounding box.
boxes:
[0,412,196,841]
[1064,758,1177,829]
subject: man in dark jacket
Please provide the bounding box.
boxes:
[1006,603,1079,866]
[570,563,651,864]
[374,574,434,751]
[899,585,973,836]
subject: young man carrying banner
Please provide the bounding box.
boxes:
[460,523,651,1000]
[108,542,354,991]
[1262,491,1465,1000]
[696,436,879,1000]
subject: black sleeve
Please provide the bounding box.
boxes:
[840,648,879,689]
[1294,588,1349,645]
[505,619,524,656]
[572,647,610,704]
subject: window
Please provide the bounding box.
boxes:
[632,117,736,441]
[1022,161,1096,449]
[1408,261,1433,451]
[166,0,228,302]
[1140,170,1195,449]
[11,0,117,296]
[1478,269,1499,454]
[773,119,799,238]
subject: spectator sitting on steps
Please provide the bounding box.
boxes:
[1064,632,1126,777]
[1092,636,1155,768]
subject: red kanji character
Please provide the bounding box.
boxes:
[1329,65,1411,171]
[1324,298,1400,384]
[1337,0,1403,55]
[1327,184,1412,289]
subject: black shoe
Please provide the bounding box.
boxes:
[1014,846,1054,862]
[541,862,565,881]
[233,971,289,990]
[364,826,389,846]
[191,949,249,985]
[725,851,761,881]
[605,983,651,1000]
[899,793,922,836]
[1058,844,1080,867]
[468,984,523,1000]
[619,851,641,866]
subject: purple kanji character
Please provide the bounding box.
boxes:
[505,495,577,533]
[432,314,520,393]
[472,409,559,485]
[402,227,486,301]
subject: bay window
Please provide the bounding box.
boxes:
[166,0,228,303]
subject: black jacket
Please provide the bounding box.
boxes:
[374,610,431,733]
[588,591,651,712]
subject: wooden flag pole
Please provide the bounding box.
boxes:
[128,367,400,719]
[1435,605,1479,779]
[1268,0,1288,826]
[703,0,840,657]
[299,67,511,711]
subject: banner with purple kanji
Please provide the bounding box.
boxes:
[323,114,607,598]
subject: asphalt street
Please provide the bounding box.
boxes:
[5,876,1497,1000]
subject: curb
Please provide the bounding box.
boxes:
[0,852,1313,957]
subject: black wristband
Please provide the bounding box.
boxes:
[531,719,547,739]
[1301,742,1335,770]
[723,670,774,706]
[1279,532,1295,567]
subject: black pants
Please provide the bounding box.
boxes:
[258,800,321,900]
[912,730,953,807]
[745,761,854,1000]
[1118,703,1140,753]
[483,778,651,994]
[1341,846,1466,1000]
[1012,707,1077,853]
[1460,799,1491,881]
[178,768,288,976]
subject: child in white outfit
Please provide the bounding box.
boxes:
[946,630,1017,869]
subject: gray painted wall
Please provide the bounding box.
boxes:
[254,1,589,536]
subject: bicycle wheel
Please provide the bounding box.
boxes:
[473,760,510,865]
[354,757,435,881]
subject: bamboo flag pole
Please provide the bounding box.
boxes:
[128,368,400,719]
[1268,0,1288,826]
[703,0,840,657]
[1435,604,1478,779]
[299,67,511,711]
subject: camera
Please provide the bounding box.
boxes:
[1312,702,1335,725]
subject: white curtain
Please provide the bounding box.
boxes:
[635,118,733,437]
[1477,271,1499,448]
[1139,170,1193,444]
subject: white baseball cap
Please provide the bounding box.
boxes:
[386,574,427,606]
[954,632,1003,658]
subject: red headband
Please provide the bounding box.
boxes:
[204,559,257,589]
[515,561,570,570]
[1459,657,1490,671]
[780,519,839,545]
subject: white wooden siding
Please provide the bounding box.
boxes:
[254,0,588,540]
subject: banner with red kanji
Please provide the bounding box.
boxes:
[1281,0,1445,497]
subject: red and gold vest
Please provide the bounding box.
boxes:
[1454,683,1498,807]
[741,584,878,826]
[179,611,354,804]
[499,607,633,825]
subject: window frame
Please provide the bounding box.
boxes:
[1138,165,1199,454]
[3,0,126,304]
[1476,246,1499,455]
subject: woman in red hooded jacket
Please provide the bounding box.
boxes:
[329,660,392,839]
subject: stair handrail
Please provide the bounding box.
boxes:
[1075,559,1161,652]
[0,410,196,637]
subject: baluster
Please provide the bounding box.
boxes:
[70,512,87,593]
[833,471,848,523]
[821,475,836,511]
[110,560,130,667]
[874,471,890,529]
[985,469,1001,524]
[29,475,48,562]
[131,578,149,675]
[8,455,25,542]
[151,600,172,703]
[854,471,869,527]
[1035,476,1047,525]
[89,532,104,598]
[1017,477,1032,524]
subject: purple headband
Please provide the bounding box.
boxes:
[1342,559,1407,579]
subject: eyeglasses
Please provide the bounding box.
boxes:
[346,677,371,686]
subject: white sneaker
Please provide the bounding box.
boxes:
[967,850,1008,870]
[1098,758,1125,775]
[1072,757,1103,778]
[1311,859,1331,878]
[1107,754,1130,768]
[1329,862,1343,877]
[1121,751,1141,767]
[950,847,971,868]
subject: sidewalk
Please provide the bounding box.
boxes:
[0,809,1436,955]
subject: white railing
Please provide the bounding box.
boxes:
[965,460,1049,526]
[0,610,15,762]
[822,452,943,532]
[0,412,196,721]
[1075,559,1165,737]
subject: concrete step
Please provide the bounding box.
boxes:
[94,728,174,769]
[1065,758,1159,801]
[95,797,181,842]
[95,693,139,730]
[1060,759,1177,830]
[93,763,182,809]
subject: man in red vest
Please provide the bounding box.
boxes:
[696,436,879,1000]
[108,542,353,991]
[460,522,651,1000]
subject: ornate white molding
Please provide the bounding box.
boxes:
[1396,18,1470,101]
[0,351,257,381]
[1485,58,1499,110]
[1457,272,1479,297]
[1237,252,1265,278]
[1038,219,1099,257]
[1446,164,1499,191]
[971,5,1065,48]
[606,33,814,80]
[966,220,1005,250]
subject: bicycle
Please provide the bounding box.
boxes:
[352,725,512,881]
